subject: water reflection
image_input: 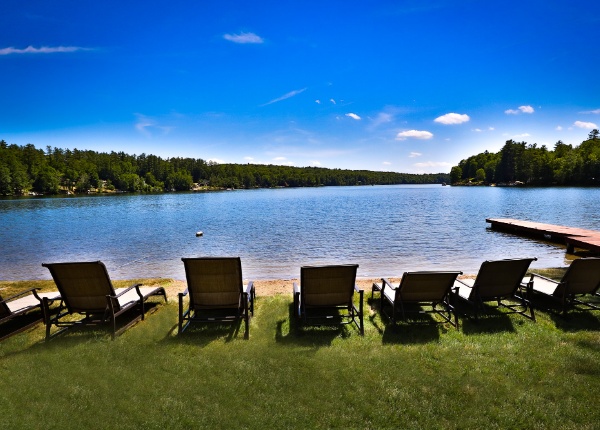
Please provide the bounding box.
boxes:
[1,185,597,280]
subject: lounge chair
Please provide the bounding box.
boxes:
[179,257,255,338]
[372,271,462,327]
[42,261,167,340]
[293,264,364,335]
[525,257,600,315]
[0,287,61,341]
[452,258,537,321]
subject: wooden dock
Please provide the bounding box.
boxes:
[486,218,600,254]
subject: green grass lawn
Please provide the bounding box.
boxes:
[1,274,599,429]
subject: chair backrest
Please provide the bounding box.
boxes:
[182,257,243,309]
[472,258,536,300]
[300,264,358,307]
[397,271,462,302]
[42,261,116,313]
[556,257,600,296]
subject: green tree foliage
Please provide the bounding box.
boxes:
[0,140,450,196]
[452,133,600,186]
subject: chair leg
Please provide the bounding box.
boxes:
[243,292,250,339]
[359,289,364,335]
[178,293,184,334]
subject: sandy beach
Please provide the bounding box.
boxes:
[159,275,478,297]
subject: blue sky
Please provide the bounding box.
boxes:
[1,0,599,173]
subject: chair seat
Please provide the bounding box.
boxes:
[114,287,161,309]
[382,284,397,304]
[530,277,558,296]
[453,279,474,300]
[6,291,60,314]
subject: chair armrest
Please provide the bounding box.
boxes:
[354,284,364,294]
[293,282,300,295]
[530,273,560,284]
[178,288,189,298]
[1,287,40,304]
[381,278,395,290]
[244,281,254,295]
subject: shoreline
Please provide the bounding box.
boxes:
[157,276,479,298]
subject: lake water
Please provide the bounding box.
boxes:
[1,185,600,281]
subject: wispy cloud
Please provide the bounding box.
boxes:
[512,133,531,139]
[396,130,433,140]
[574,120,598,129]
[383,161,392,165]
[262,88,307,106]
[556,126,563,131]
[273,156,287,161]
[0,45,89,55]
[409,152,422,158]
[370,112,393,128]
[134,114,173,137]
[434,112,470,125]
[580,109,600,114]
[505,105,535,115]
[223,32,264,44]
[311,161,322,166]
[345,113,361,120]
[413,161,452,167]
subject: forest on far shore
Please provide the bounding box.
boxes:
[0,140,449,196]
[451,129,600,186]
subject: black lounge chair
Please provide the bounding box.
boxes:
[179,257,255,338]
[42,261,167,340]
[452,258,537,321]
[293,264,364,335]
[0,287,61,341]
[372,271,462,327]
[526,257,600,315]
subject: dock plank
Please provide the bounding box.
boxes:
[486,218,600,254]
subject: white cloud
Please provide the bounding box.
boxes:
[434,112,470,125]
[473,128,483,132]
[345,113,361,120]
[556,126,563,131]
[489,127,495,131]
[383,161,392,165]
[244,156,254,161]
[396,130,433,140]
[505,105,535,115]
[580,109,600,114]
[311,161,322,166]
[413,161,452,167]
[512,133,531,139]
[409,152,422,158]
[273,156,287,161]
[223,32,264,44]
[330,99,336,105]
[574,120,598,129]
[208,158,225,164]
[315,100,321,104]
[262,88,307,106]
[0,45,89,55]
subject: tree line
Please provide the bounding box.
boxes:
[450,129,600,186]
[0,140,449,195]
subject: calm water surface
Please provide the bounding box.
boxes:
[1,185,600,281]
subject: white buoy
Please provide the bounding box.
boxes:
[196,231,203,237]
